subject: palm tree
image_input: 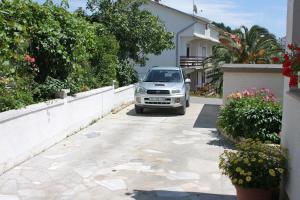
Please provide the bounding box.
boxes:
[206,25,283,94]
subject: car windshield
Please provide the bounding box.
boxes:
[144,69,182,83]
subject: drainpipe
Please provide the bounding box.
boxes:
[176,22,197,67]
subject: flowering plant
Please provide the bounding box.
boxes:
[219,88,282,144]
[219,139,287,189]
[227,88,277,103]
[274,44,300,88]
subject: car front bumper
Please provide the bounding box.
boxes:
[134,94,185,108]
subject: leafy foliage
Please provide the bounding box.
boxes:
[219,139,286,189]
[212,22,234,33]
[205,25,283,94]
[218,88,282,144]
[0,0,118,112]
[87,0,174,65]
[216,25,282,64]
[116,61,138,87]
[0,0,174,112]
[90,31,119,87]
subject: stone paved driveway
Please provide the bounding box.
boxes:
[0,97,236,200]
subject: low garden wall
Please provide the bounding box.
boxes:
[0,85,135,175]
[222,64,284,101]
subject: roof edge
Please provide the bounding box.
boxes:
[148,0,211,24]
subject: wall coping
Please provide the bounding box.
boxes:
[115,84,135,94]
[0,86,115,124]
[222,64,282,73]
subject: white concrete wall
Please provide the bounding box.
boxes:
[0,85,135,175]
[281,1,300,199]
[222,64,284,100]
[281,79,300,200]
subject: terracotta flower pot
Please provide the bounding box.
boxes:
[235,185,277,200]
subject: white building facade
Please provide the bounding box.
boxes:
[136,1,220,90]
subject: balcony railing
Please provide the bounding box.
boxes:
[180,56,206,68]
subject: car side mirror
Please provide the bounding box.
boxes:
[185,78,191,84]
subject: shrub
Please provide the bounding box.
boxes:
[116,61,138,87]
[219,139,287,189]
[0,74,34,112]
[0,0,120,111]
[90,32,119,87]
[218,88,282,144]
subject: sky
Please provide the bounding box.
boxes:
[36,0,287,38]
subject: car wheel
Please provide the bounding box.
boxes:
[186,97,190,107]
[135,105,144,114]
[178,101,186,115]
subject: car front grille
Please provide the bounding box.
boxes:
[144,97,171,105]
[147,90,170,94]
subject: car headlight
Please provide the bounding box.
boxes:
[136,86,147,94]
[172,89,182,94]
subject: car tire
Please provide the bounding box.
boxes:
[178,101,186,115]
[186,97,190,108]
[135,105,144,114]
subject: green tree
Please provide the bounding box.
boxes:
[0,0,120,111]
[206,25,283,94]
[216,25,282,64]
[87,0,174,65]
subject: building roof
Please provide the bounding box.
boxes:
[149,0,211,24]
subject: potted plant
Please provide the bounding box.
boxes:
[219,139,286,200]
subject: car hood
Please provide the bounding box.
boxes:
[138,82,184,90]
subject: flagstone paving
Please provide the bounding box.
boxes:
[0,98,236,200]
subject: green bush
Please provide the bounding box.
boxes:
[0,0,119,111]
[0,0,173,112]
[0,75,34,112]
[116,61,138,87]
[218,88,282,144]
[90,32,119,87]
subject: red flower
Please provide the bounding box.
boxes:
[283,60,291,68]
[289,75,298,87]
[288,44,294,50]
[272,57,280,63]
[282,67,292,76]
[284,53,289,61]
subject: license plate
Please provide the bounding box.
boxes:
[149,97,165,101]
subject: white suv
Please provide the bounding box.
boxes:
[134,66,191,115]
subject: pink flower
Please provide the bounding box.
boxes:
[24,54,35,64]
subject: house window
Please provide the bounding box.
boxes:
[202,47,207,57]
[186,44,190,58]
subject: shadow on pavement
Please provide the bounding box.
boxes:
[127,190,236,200]
[193,104,235,150]
[207,135,235,150]
[126,108,180,117]
[193,104,220,129]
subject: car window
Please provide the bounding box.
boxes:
[144,70,182,83]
